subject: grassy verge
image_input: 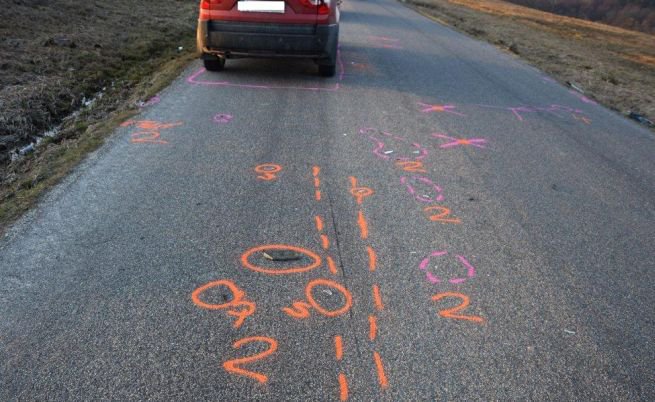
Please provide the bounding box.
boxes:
[0,0,198,233]
[401,0,655,128]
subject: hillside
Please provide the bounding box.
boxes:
[0,0,197,166]
[506,0,655,34]
[406,0,654,129]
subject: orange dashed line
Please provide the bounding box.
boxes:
[349,176,374,205]
[321,234,330,250]
[372,285,384,311]
[313,166,322,201]
[357,210,369,240]
[327,256,338,275]
[367,246,377,272]
[369,315,377,341]
[339,373,349,401]
[315,215,324,232]
[335,335,343,361]
[373,352,389,389]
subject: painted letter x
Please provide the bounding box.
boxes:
[432,133,487,149]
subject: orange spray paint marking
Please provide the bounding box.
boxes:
[373,351,389,389]
[255,164,283,181]
[366,246,377,272]
[327,256,338,275]
[241,244,322,275]
[130,131,169,144]
[315,216,325,232]
[424,206,462,224]
[339,373,349,401]
[357,210,369,240]
[283,278,353,319]
[313,166,322,201]
[372,285,384,311]
[349,176,374,205]
[121,120,183,145]
[369,315,378,341]
[282,301,312,319]
[334,335,343,361]
[395,161,427,173]
[432,292,485,324]
[572,113,592,125]
[320,235,330,250]
[223,336,278,384]
[191,280,256,329]
[121,120,183,130]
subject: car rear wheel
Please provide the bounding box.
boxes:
[204,56,225,72]
[318,64,336,77]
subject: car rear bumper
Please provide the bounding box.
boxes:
[197,20,338,62]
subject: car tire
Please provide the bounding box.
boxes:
[318,63,336,77]
[204,57,225,72]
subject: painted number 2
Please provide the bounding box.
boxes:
[223,336,278,384]
[432,292,485,324]
[423,206,461,224]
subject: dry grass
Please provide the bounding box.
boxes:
[0,0,198,232]
[404,0,655,126]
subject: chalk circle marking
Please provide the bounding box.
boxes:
[213,113,233,124]
[305,278,353,317]
[255,164,282,174]
[192,279,245,310]
[241,244,322,275]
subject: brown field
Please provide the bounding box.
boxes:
[404,0,655,127]
[0,0,197,231]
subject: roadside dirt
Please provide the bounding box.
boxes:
[403,0,655,128]
[0,0,197,232]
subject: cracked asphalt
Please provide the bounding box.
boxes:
[1,0,654,400]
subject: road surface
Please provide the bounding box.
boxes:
[1,0,654,400]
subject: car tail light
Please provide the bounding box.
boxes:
[299,0,330,14]
[201,0,222,9]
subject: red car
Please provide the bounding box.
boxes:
[197,0,340,76]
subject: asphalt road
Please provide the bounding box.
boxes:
[2,0,654,400]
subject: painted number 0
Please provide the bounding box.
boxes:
[432,292,485,324]
[223,336,278,384]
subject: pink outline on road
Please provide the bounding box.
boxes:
[187,50,344,92]
[432,133,487,149]
[418,251,477,284]
[359,128,429,161]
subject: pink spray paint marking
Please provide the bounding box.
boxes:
[213,113,233,124]
[369,35,400,43]
[400,176,444,203]
[476,103,588,122]
[187,50,344,92]
[418,102,465,117]
[419,251,476,284]
[432,133,487,149]
[359,128,428,161]
[368,36,403,49]
[138,96,161,108]
[569,90,597,105]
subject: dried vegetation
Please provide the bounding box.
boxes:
[404,0,655,127]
